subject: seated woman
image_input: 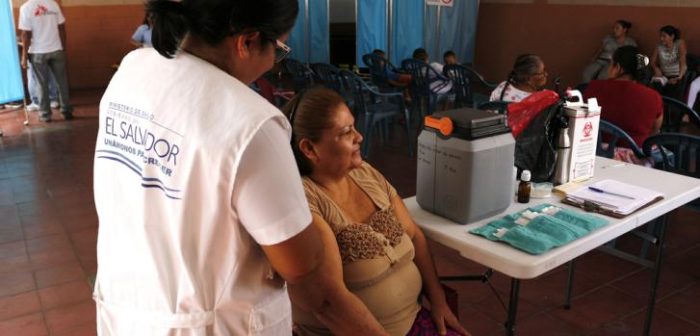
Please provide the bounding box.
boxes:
[490,54,548,102]
[582,20,636,83]
[650,25,688,100]
[283,87,469,336]
[585,46,663,164]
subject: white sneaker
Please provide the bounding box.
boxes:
[26,103,39,111]
[50,101,59,109]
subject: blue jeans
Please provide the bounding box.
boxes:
[29,50,72,116]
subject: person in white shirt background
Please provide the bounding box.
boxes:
[92,0,389,334]
[650,25,687,100]
[443,50,458,66]
[412,48,453,95]
[19,0,73,122]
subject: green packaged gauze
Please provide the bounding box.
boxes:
[470,204,608,254]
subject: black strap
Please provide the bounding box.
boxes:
[499,81,509,101]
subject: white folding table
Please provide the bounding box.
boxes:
[406,157,700,335]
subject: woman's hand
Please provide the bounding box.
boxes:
[390,195,470,335]
[668,77,680,85]
[429,302,471,336]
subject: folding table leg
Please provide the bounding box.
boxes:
[564,260,575,309]
[505,278,521,336]
[643,214,668,335]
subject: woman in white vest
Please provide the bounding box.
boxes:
[93,0,388,335]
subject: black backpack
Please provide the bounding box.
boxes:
[514,100,565,183]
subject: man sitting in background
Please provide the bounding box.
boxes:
[443,50,458,66]
[412,48,452,95]
[372,49,412,87]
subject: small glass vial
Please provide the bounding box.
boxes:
[517,170,532,203]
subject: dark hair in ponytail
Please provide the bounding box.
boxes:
[612,46,649,82]
[616,20,632,30]
[660,25,681,41]
[508,54,542,85]
[147,0,299,59]
[148,1,187,58]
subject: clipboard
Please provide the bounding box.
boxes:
[562,195,664,218]
[561,180,665,218]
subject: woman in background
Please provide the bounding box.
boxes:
[585,46,662,164]
[650,25,687,99]
[582,20,637,83]
[490,54,548,102]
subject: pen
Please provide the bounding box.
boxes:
[588,186,635,200]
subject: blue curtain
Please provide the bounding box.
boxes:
[425,1,479,64]
[0,0,24,104]
[390,0,423,67]
[287,0,329,63]
[309,0,329,63]
[356,0,387,67]
[287,1,308,62]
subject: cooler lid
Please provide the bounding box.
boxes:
[426,108,510,140]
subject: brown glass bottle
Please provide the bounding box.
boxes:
[517,170,532,203]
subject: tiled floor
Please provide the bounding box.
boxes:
[0,89,698,335]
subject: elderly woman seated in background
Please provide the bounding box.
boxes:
[582,19,637,83]
[490,54,548,102]
[585,46,663,164]
[283,87,469,336]
[650,25,688,100]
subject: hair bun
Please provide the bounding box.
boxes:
[636,54,649,69]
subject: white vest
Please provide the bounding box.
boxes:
[93,49,294,335]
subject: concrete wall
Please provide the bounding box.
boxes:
[475,0,700,89]
[14,0,700,90]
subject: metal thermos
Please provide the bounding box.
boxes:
[554,125,571,185]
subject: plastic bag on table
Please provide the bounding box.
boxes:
[507,90,560,138]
